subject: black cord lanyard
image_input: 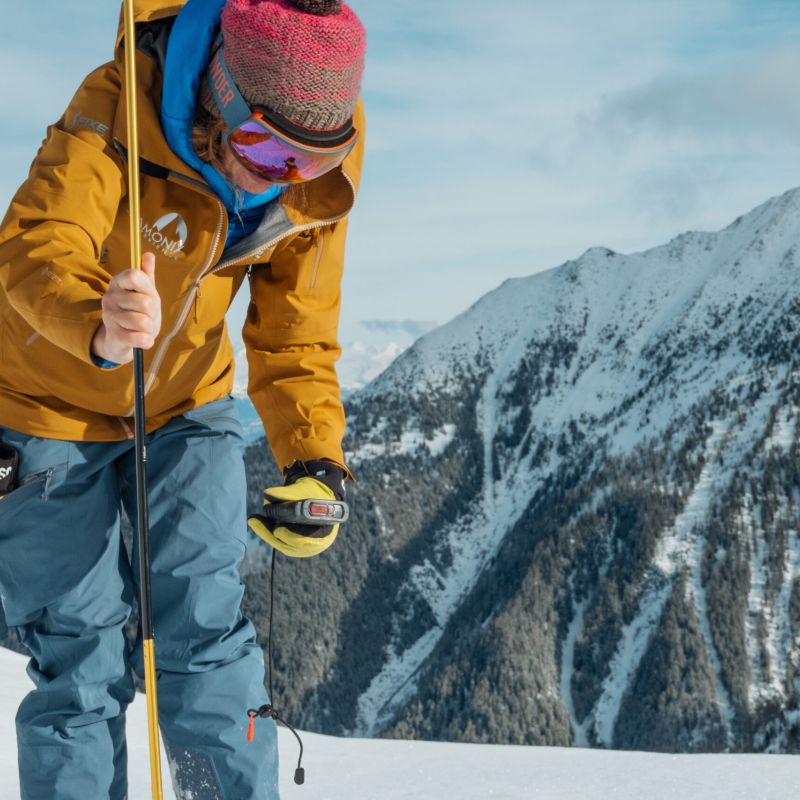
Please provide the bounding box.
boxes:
[247,550,306,786]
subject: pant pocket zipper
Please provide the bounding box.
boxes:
[19,462,68,501]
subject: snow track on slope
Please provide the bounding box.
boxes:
[560,593,590,747]
[593,375,785,746]
[593,424,727,746]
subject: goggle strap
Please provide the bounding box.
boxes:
[205,37,253,131]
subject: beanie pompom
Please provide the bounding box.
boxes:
[286,0,342,14]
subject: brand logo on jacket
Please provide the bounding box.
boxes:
[0,467,12,481]
[141,212,189,259]
[68,112,110,138]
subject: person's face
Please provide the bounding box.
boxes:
[221,139,274,195]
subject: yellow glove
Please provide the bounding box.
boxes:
[247,461,346,559]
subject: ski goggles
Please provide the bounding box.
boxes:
[206,40,359,185]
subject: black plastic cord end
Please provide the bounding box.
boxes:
[294,767,305,785]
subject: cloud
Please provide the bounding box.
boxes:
[597,44,800,143]
[567,41,800,232]
[359,320,438,338]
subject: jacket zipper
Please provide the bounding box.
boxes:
[209,172,355,275]
[124,172,356,417]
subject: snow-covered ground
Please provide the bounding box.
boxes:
[1,649,797,799]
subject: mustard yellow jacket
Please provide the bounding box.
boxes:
[0,1,363,474]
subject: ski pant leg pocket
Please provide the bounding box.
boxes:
[0,430,129,628]
[0,428,72,626]
[123,413,278,798]
[180,395,245,442]
[125,406,251,671]
[0,425,69,501]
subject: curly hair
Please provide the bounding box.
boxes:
[191,108,308,211]
[191,109,229,177]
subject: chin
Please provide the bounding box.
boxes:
[223,149,273,194]
[237,175,274,194]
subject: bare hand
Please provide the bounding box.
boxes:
[91,252,161,365]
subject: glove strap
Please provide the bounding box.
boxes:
[284,459,346,501]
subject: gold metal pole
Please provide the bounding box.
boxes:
[123,2,164,798]
[123,0,142,275]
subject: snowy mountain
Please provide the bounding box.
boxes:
[337,320,438,394]
[0,647,797,800]
[240,188,800,754]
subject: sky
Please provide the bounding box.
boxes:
[2,1,800,344]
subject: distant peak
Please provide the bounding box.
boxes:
[581,246,617,260]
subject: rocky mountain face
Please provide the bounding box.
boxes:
[3,189,800,754]
[241,188,800,753]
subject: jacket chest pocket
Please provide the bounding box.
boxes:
[308,228,326,292]
[295,228,327,292]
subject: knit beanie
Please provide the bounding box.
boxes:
[199,0,366,132]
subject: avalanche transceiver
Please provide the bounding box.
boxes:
[263,499,350,527]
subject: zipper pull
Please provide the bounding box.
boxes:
[247,711,256,742]
[194,284,202,324]
[42,467,55,502]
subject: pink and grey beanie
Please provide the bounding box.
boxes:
[201,0,366,132]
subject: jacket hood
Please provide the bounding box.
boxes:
[160,0,283,213]
[116,0,283,213]
[115,0,186,51]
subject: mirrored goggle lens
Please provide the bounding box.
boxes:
[228,120,357,184]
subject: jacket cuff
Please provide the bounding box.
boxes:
[90,352,121,369]
[278,439,355,482]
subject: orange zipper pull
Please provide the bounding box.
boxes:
[247,712,256,742]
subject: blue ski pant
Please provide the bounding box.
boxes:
[0,397,278,799]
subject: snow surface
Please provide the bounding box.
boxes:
[559,586,591,748]
[347,424,457,464]
[0,648,798,800]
